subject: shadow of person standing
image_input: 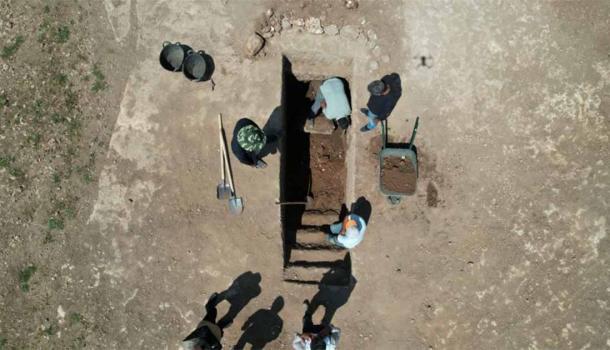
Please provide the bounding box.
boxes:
[234,296,284,350]
[306,271,357,326]
[216,271,262,328]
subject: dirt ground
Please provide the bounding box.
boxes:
[1,0,609,349]
[309,132,346,211]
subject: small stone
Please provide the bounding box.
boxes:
[369,60,379,71]
[366,29,378,42]
[324,24,339,35]
[305,17,324,34]
[281,17,292,30]
[265,8,274,18]
[372,45,382,57]
[340,25,360,40]
[245,33,265,57]
[381,55,390,63]
[292,18,305,27]
[345,0,359,9]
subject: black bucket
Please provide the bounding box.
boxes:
[159,41,192,72]
[183,50,215,82]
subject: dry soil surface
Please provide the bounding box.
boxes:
[1,0,609,349]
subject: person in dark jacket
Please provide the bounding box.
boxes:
[359,73,402,132]
[183,293,225,350]
[231,118,274,169]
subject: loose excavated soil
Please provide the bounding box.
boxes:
[381,156,417,194]
[309,132,346,210]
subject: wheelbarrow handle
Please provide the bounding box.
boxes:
[407,116,420,150]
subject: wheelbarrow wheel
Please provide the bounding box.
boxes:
[387,196,401,205]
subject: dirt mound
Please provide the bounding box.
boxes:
[380,156,416,194]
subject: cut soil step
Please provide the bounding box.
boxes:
[283,263,351,286]
[289,247,347,265]
[295,228,334,248]
[300,210,339,226]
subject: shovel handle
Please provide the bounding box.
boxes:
[219,114,225,181]
[219,115,237,194]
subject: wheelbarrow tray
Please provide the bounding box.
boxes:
[379,147,418,197]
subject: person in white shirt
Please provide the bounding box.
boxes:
[292,300,341,350]
[327,213,366,249]
[308,77,352,130]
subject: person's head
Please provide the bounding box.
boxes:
[237,124,267,153]
[270,296,284,313]
[368,80,389,96]
[337,117,350,130]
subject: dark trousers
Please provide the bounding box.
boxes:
[302,312,325,335]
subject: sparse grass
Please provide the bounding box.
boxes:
[43,323,56,336]
[91,64,107,92]
[1,35,25,59]
[37,19,51,43]
[0,335,6,349]
[55,25,70,43]
[51,113,65,124]
[54,73,69,86]
[0,95,8,107]
[28,133,42,148]
[48,217,64,230]
[43,232,55,244]
[68,312,82,325]
[0,156,25,181]
[18,265,37,292]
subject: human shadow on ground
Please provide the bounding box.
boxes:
[306,269,357,325]
[260,106,283,158]
[234,296,284,350]
[215,271,262,328]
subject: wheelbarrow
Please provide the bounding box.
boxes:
[379,117,420,205]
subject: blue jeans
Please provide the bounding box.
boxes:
[327,222,345,248]
[365,110,379,129]
[310,90,324,116]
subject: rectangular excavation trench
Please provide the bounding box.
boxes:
[279,56,352,286]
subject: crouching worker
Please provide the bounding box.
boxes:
[308,77,351,130]
[327,213,366,249]
[231,118,275,169]
[183,293,225,350]
[292,300,341,350]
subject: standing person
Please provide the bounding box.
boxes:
[359,73,402,132]
[308,77,352,130]
[292,300,341,350]
[326,213,366,249]
[183,293,226,350]
[231,118,273,169]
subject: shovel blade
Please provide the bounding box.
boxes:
[229,197,244,215]
[216,183,231,200]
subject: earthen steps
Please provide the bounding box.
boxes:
[294,228,334,248]
[283,264,351,286]
[289,247,347,265]
[300,210,339,226]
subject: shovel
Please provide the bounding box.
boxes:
[216,114,231,200]
[218,114,244,214]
